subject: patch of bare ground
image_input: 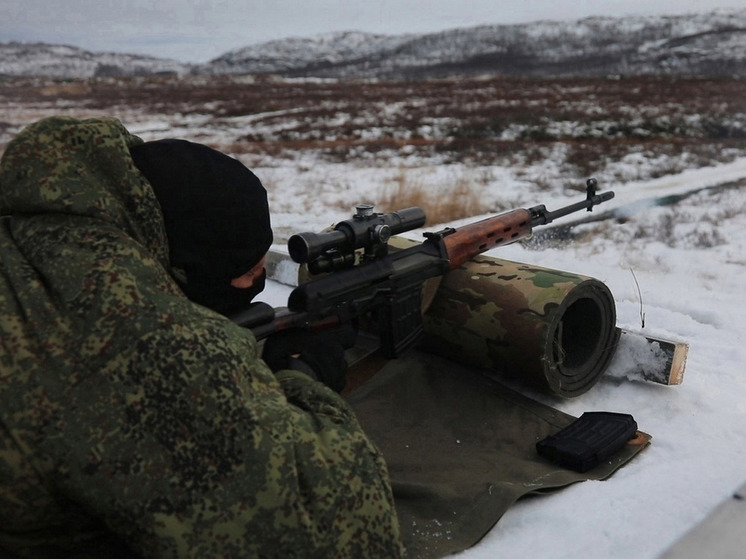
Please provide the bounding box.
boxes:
[2,73,744,164]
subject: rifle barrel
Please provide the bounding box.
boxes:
[530,191,615,227]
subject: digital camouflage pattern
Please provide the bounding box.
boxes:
[0,117,402,558]
[388,237,617,398]
[419,254,619,397]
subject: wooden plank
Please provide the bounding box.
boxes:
[618,329,688,385]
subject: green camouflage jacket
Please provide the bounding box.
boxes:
[0,117,401,558]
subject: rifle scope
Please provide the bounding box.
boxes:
[288,205,426,267]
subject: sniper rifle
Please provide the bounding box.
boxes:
[231,178,614,358]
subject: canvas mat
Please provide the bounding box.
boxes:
[345,350,650,558]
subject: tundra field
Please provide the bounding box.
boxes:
[2,74,745,237]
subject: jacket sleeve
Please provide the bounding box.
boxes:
[52,317,403,559]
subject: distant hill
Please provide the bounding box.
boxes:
[0,42,191,78]
[3,9,746,79]
[208,10,746,78]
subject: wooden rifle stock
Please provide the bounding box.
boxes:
[438,209,532,269]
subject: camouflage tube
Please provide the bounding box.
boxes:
[419,253,619,398]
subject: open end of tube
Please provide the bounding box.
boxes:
[553,297,604,370]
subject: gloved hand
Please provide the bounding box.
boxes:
[262,325,357,393]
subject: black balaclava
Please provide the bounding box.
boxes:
[130,139,273,316]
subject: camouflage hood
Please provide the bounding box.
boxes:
[0,117,402,557]
[0,115,189,381]
[0,116,169,268]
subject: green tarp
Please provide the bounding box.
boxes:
[347,350,650,558]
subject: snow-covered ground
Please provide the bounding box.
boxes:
[449,160,746,559]
[3,104,745,557]
[254,157,746,558]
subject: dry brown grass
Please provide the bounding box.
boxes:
[378,168,487,225]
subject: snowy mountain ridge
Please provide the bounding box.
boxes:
[0,41,191,79]
[210,9,746,78]
[2,8,746,79]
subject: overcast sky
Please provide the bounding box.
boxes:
[2,0,745,63]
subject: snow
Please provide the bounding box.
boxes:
[3,81,745,556]
[251,156,746,558]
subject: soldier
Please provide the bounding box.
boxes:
[0,116,402,558]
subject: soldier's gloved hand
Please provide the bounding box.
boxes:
[262,326,356,393]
